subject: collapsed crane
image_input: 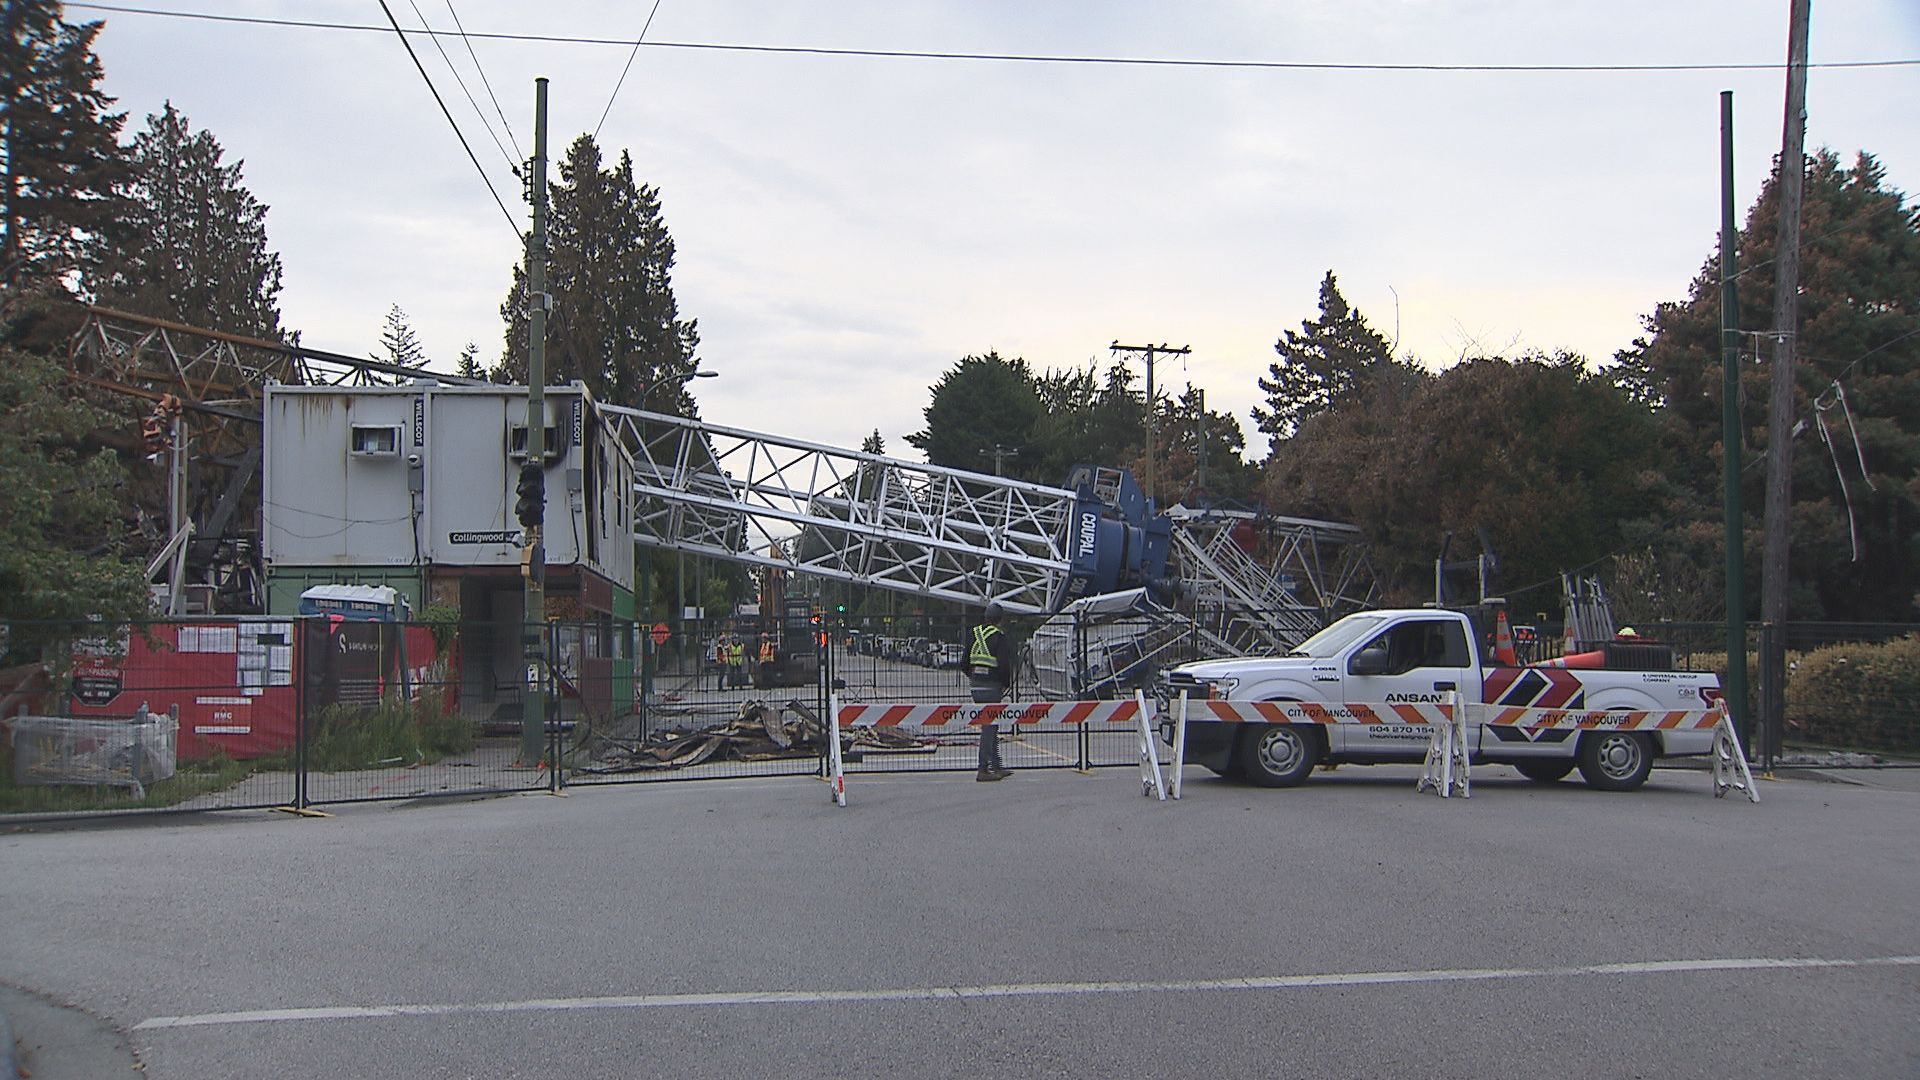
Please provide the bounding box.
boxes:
[64,304,1375,666]
[605,404,1375,673]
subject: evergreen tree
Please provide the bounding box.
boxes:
[860,429,885,456]
[1612,149,1920,620]
[0,1,127,291]
[906,351,1043,476]
[0,297,149,630]
[1252,271,1420,448]
[454,341,483,381]
[1149,384,1256,505]
[99,102,282,337]
[1266,352,1657,604]
[497,136,700,410]
[374,304,427,371]
[1029,361,1148,483]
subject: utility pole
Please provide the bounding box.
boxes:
[518,77,550,768]
[1719,90,1750,750]
[1193,387,1207,496]
[986,443,1020,476]
[1761,0,1810,767]
[1109,341,1189,503]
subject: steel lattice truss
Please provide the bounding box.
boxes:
[605,405,1078,612]
[1168,509,1375,653]
[607,406,1378,642]
[65,306,487,612]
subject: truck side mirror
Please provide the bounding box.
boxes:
[1350,644,1389,676]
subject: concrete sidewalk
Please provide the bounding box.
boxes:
[0,984,140,1079]
[1773,765,1920,793]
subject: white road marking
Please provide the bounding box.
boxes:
[134,954,1920,1031]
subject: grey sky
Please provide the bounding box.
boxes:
[84,1,1920,459]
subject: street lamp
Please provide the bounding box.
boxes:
[639,367,718,412]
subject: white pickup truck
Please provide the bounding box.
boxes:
[1160,608,1722,792]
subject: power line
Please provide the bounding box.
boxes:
[594,0,664,142]
[375,0,520,236]
[445,0,524,163]
[405,0,519,176]
[67,4,1920,74]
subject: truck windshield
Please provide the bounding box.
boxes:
[1287,615,1386,658]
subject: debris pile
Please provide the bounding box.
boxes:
[579,700,937,773]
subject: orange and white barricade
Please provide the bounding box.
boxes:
[825,692,1157,807]
[1177,696,1465,799]
[1173,696,1757,802]
[1415,688,1470,799]
[1477,702,1757,802]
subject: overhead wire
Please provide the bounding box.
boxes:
[405,0,519,176]
[66,4,1920,74]
[375,0,520,236]
[444,0,524,164]
[593,0,664,142]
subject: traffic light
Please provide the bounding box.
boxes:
[140,415,167,457]
[514,461,545,529]
[834,603,846,613]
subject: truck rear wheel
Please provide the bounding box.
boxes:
[1237,725,1320,787]
[1514,759,1576,784]
[1576,731,1652,791]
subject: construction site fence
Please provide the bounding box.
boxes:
[3,613,1915,821]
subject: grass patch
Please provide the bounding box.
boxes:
[305,686,474,772]
[0,751,258,814]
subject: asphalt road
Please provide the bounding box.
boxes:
[3,765,1916,1079]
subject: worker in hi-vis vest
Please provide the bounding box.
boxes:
[727,639,747,688]
[967,603,1015,781]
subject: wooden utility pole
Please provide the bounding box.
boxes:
[1109,341,1189,503]
[1761,0,1811,767]
[1193,387,1207,495]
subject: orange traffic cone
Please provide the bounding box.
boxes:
[1492,606,1519,666]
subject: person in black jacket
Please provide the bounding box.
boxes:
[967,603,1015,781]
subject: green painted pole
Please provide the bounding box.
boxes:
[1719,90,1750,748]
[519,77,550,767]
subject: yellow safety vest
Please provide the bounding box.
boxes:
[969,624,1003,669]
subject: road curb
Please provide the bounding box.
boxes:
[1770,767,1867,786]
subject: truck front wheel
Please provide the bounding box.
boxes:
[1237,725,1320,788]
[1576,731,1652,791]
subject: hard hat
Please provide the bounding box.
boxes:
[1616,626,1639,638]
[984,602,1006,622]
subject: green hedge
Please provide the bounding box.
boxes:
[1786,634,1920,755]
[1678,638,1918,756]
